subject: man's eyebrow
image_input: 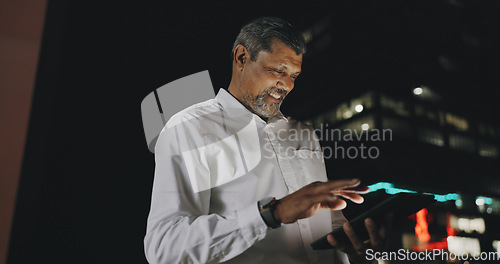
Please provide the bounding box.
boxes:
[277,64,301,75]
[277,64,288,69]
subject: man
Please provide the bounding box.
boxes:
[145,17,388,264]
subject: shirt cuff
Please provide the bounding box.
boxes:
[236,202,268,244]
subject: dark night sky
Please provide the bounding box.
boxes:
[8,0,500,263]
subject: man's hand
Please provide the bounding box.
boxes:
[327,213,394,264]
[273,179,369,224]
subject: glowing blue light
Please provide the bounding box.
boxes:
[386,188,417,194]
[368,182,460,202]
[367,182,416,195]
[476,196,493,205]
[367,182,394,192]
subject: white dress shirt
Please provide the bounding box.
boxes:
[144,88,349,264]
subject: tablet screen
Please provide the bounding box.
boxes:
[311,193,436,250]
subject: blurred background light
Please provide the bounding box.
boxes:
[355,104,364,112]
[413,87,423,95]
[476,196,493,205]
[343,110,353,119]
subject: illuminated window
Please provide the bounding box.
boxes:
[449,133,475,153]
[334,92,377,121]
[335,103,350,121]
[320,93,376,126]
[493,240,500,256]
[445,113,469,131]
[477,141,498,158]
[343,110,353,119]
[380,94,410,116]
[351,91,375,111]
[340,115,375,132]
[449,215,485,234]
[412,86,441,102]
[447,236,481,256]
[417,127,444,147]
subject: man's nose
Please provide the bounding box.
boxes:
[276,76,294,92]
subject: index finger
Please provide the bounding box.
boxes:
[316,179,361,193]
[332,185,370,195]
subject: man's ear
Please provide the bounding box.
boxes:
[233,44,249,71]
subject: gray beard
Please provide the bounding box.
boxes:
[243,87,286,119]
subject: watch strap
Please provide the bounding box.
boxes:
[258,197,281,229]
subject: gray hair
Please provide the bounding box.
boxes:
[232,17,306,61]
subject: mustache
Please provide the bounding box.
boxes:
[259,87,288,98]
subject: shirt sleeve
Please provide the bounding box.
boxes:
[144,119,268,264]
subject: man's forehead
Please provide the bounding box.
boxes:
[258,41,303,70]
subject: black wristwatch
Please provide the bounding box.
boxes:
[258,197,282,229]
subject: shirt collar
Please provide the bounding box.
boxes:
[215,88,288,124]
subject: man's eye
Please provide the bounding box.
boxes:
[274,70,283,74]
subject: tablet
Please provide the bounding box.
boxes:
[311,192,436,250]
